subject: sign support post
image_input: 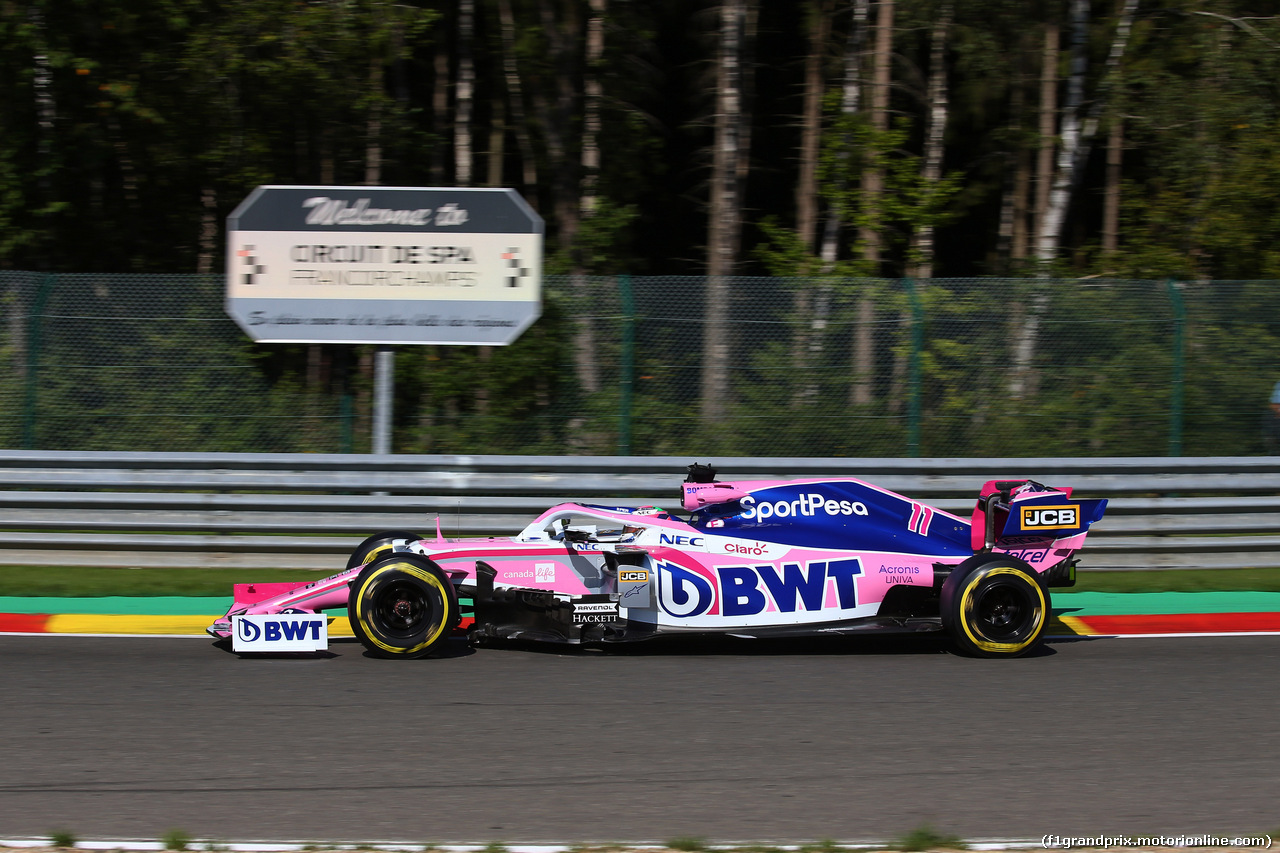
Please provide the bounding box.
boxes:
[373,346,394,455]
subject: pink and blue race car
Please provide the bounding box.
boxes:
[208,464,1106,658]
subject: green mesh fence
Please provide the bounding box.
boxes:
[2,273,1278,456]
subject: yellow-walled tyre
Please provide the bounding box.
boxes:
[346,530,425,570]
[348,555,459,659]
[940,555,1049,658]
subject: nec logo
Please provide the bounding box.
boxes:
[232,614,328,652]
[659,533,704,547]
[1020,506,1079,530]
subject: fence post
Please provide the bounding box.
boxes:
[22,274,54,450]
[1166,278,1185,457]
[372,346,394,455]
[905,277,923,457]
[618,274,635,455]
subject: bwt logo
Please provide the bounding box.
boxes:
[658,559,863,619]
[237,617,324,643]
[1020,505,1079,530]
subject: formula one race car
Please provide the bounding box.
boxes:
[208,465,1106,658]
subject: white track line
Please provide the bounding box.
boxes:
[0,840,1045,852]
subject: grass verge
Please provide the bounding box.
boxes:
[895,825,966,851]
[0,565,1277,598]
[1072,567,1280,594]
[0,565,332,597]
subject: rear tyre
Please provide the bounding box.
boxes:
[941,555,1049,658]
[346,530,425,570]
[348,555,459,659]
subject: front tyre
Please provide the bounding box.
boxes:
[346,529,425,570]
[941,555,1049,658]
[348,555,459,659]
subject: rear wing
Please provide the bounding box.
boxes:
[971,479,1107,552]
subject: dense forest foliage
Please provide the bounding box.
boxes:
[3,0,1280,457]
[5,0,1280,279]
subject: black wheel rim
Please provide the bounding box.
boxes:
[369,578,440,640]
[972,577,1040,643]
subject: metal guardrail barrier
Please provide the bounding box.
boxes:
[0,451,1277,571]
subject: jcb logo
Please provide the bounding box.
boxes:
[1020,506,1078,530]
[619,569,649,583]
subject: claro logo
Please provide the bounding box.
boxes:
[740,493,868,521]
[724,541,770,556]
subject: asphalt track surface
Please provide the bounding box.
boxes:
[2,633,1278,845]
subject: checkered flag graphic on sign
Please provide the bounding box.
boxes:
[501,248,530,287]
[238,245,266,285]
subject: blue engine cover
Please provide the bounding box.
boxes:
[688,481,971,557]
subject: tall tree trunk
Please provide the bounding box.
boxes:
[859,0,893,267]
[1016,1,1135,395]
[572,0,606,413]
[488,95,505,187]
[431,37,449,185]
[455,0,475,187]
[887,5,950,416]
[1074,0,1139,249]
[997,37,1028,268]
[496,0,539,194]
[1098,2,1140,256]
[196,188,218,275]
[1103,114,1123,255]
[793,0,832,406]
[455,0,484,415]
[795,0,831,257]
[1033,22,1059,250]
[532,0,580,249]
[30,5,54,267]
[320,126,336,184]
[910,5,950,280]
[703,0,748,424]
[580,0,605,220]
[365,58,383,186]
[1012,144,1031,262]
[817,0,867,410]
[734,0,758,220]
[852,0,891,407]
[1009,17,1064,401]
[819,0,867,268]
[423,31,450,447]
[1035,0,1088,264]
